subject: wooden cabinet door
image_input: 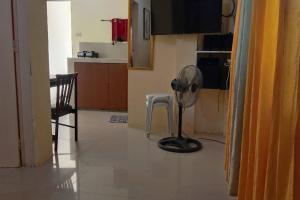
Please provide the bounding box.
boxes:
[91,63,109,109]
[75,62,109,109]
[75,62,93,109]
[75,62,127,111]
[108,64,128,111]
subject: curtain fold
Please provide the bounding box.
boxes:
[237,0,278,198]
[295,106,300,200]
[224,0,252,195]
[294,20,300,200]
[263,0,300,198]
[236,0,300,199]
[225,0,241,182]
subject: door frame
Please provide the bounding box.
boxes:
[11,0,35,166]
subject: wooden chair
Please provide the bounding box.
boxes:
[51,73,78,152]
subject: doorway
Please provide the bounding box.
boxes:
[47,1,72,75]
[47,1,72,102]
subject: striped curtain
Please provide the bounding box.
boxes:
[224,0,253,195]
[225,0,300,199]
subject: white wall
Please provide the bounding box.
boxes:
[8,0,53,166]
[195,90,228,134]
[71,0,128,56]
[47,1,72,75]
[128,35,229,135]
[28,0,53,165]
[128,35,198,134]
[128,36,177,133]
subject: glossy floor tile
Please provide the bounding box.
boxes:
[0,111,235,200]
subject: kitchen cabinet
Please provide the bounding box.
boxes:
[74,62,128,111]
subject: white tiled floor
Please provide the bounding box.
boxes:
[0,111,235,200]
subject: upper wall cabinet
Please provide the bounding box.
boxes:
[128,0,154,70]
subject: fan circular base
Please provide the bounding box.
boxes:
[158,137,202,153]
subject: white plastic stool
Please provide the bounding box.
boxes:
[145,93,173,137]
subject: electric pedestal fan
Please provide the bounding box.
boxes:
[158,65,203,153]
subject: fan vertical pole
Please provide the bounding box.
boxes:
[178,105,183,139]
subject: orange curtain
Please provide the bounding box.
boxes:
[237,0,300,199]
[294,5,300,197]
[295,109,300,200]
[225,0,241,180]
[237,0,281,197]
[225,0,253,194]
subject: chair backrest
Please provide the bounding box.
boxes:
[55,73,78,114]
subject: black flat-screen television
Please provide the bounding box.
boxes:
[151,0,222,35]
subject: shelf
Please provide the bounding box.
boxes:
[196,51,232,54]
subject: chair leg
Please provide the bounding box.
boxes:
[75,111,78,142]
[54,118,59,152]
[167,101,174,136]
[146,100,153,137]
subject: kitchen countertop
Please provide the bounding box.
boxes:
[68,57,128,64]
